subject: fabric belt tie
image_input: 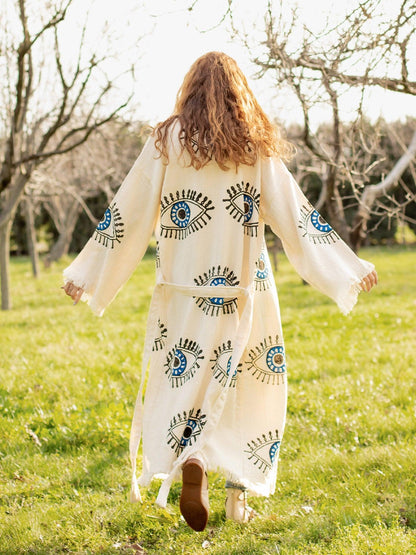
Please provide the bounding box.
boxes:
[129,278,254,506]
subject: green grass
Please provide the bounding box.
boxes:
[1,245,415,554]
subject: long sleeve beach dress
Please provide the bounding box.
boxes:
[63,127,375,507]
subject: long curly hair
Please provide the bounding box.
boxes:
[153,51,294,170]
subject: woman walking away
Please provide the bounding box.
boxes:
[62,51,377,532]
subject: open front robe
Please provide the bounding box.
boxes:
[63,130,375,507]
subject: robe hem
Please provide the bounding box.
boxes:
[137,465,277,500]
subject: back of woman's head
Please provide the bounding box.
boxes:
[154,51,294,170]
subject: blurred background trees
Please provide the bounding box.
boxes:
[1,0,415,311]
[0,0,141,308]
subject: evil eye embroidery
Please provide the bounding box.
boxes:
[254,249,273,291]
[246,335,286,385]
[160,189,214,239]
[194,266,240,316]
[164,338,204,388]
[152,319,167,352]
[94,202,124,248]
[179,129,210,156]
[223,182,260,237]
[167,408,207,456]
[245,430,281,474]
[210,340,242,387]
[299,204,340,245]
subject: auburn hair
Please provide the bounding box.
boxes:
[153,51,294,170]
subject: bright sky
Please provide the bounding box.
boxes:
[19,0,416,127]
[128,0,416,127]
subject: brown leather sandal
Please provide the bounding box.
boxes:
[180,457,209,531]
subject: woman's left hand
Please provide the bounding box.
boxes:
[359,270,378,292]
[62,282,84,304]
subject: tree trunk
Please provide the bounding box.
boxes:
[350,130,416,252]
[0,221,13,310]
[324,169,351,247]
[326,190,351,245]
[24,196,39,278]
[45,231,72,266]
[0,173,31,309]
[44,202,81,266]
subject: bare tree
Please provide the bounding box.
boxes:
[350,128,416,248]
[233,0,416,249]
[23,192,39,277]
[28,120,145,266]
[0,0,139,309]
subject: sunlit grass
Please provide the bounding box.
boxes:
[1,245,415,554]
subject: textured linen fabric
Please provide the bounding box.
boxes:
[63,128,375,507]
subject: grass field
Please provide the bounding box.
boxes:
[1,245,415,554]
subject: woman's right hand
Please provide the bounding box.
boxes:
[62,282,85,305]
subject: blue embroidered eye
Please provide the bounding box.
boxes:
[210,340,242,387]
[223,181,260,236]
[243,194,254,223]
[164,338,204,388]
[194,266,240,316]
[170,201,191,228]
[152,319,167,352]
[167,408,207,456]
[269,441,280,464]
[311,210,331,232]
[256,254,268,279]
[254,248,272,291]
[246,335,286,385]
[172,349,186,374]
[97,208,112,230]
[245,430,281,474]
[299,204,340,245]
[266,346,285,372]
[209,277,226,305]
[94,202,124,248]
[160,189,214,240]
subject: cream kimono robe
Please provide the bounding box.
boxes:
[63,130,374,508]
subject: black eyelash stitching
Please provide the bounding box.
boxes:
[152,319,168,352]
[223,181,260,237]
[244,429,281,473]
[160,189,214,240]
[298,203,340,245]
[167,408,207,456]
[210,339,242,387]
[94,201,125,248]
[246,335,286,385]
[193,265,240,316]
[164,337,204,388]
[254,250,272,291]
[179,129,212,156]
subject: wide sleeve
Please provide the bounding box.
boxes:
[260,157,375,315]
[63,136,165,316]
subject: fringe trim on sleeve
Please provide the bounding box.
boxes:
[62,268,105,317]
[336,262,375,315]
